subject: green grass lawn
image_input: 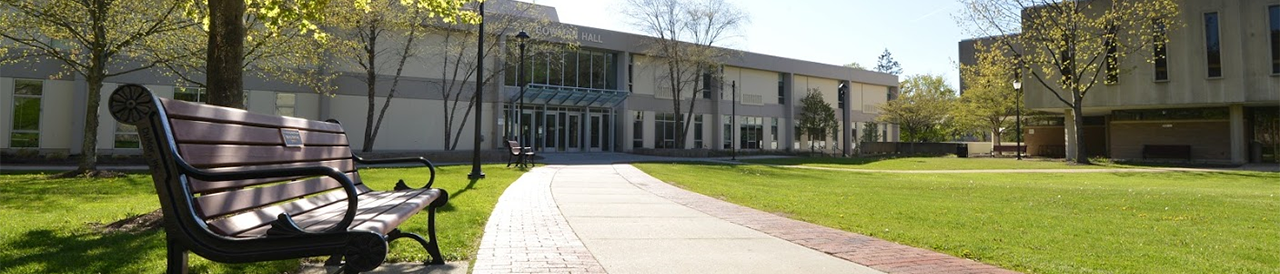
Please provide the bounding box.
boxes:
[743,156,1131,170]
[634,162,1280,274]
[0,164,524,274]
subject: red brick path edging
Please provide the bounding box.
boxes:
[615,164,1021,274]
[472,167,607,274]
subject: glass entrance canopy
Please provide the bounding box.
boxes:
[510,84,627,108]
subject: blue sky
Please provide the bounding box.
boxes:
[527,0,970,89]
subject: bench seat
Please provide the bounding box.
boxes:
[108,84,449,274]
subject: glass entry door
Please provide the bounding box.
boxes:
[589,114,602,151]
[544,113,558,151]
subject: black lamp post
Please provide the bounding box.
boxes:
[1013,79,1023,160]
[731,80,737,160]
[838,82,849,157]
[515,31,529,147]
[467,2,486,179]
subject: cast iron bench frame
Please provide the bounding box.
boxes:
[109,84,449,273]
[992,145,1023,157]
[506,140,535,168]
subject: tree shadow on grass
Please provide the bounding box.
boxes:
[1,228,296,273]
[0,229,163,273]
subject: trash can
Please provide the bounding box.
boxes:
[955,143,968,158]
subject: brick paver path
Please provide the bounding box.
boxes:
[613,164,1021,274]
[472,166,607,274]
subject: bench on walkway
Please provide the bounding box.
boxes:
[108,84,449,274]
[992,145,1023,156]
[1143,144,1191,161]
[506,140,535,168]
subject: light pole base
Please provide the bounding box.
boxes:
[468,172,486,179]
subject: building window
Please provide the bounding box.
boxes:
[777,73,786,104]
[723,115,733,149]
[739,116,762,149]
[175,87,208,103]
[275,93,296,117]
[10,80,42,148]
[1269,5,1279,74]
[114,123,139,149]
[694,115,704,149]
[504,46,619,90]
[633,111,643,148]
[701,72,713,99]
[770,117,779,149]
[1204,12,1222,78]
[1154,20,1170,81]
[654,113,677,149]
[1105,26,1119,84]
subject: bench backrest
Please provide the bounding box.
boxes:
[508,140,523,155]
[153,95,368,237]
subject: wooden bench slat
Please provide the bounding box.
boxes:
[194,172,367,218]
[170,119,349,146]
[298,189,438,234]
[160,97,344,133]
[188,159,358,194]
[234,189,432,237]
[208,184,375,236]
[346,192,437,235]
[179,144,351,168]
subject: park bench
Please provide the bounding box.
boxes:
[506,140,535,168]
[992,145,1023,157]
[1143,144,1192,161]
[108,84,448,274]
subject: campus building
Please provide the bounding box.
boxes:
[960,0,1280,163]
[0,1,899,158]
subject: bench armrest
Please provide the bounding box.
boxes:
[353,155,438,188]
[177,161,361,235]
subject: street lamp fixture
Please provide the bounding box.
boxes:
[468,2,487,179]
[1012,79,1022,160]
[515,31,529,148]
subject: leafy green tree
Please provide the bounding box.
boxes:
[797,88,839,153]
[860,122,880,143]
[874,49,903,76]
[202,0,480,108]
[954,42,1021,146]
[845,62,866,70]
[1,0,197,177]
[958,0,1180,163]
[155,1,337,97]
[876,74,955,143]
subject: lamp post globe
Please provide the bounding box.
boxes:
[1012,80,1022,160]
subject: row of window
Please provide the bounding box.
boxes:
[503,45,619,90]
[1114,6,1280,84]
[7,80,297,148]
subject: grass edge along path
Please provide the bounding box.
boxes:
[0,164,525,273]
[633,162,1280,274]
[742,156,1137,171]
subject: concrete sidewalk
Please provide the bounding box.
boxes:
[474,164,882,274]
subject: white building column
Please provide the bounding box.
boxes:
[1230,104,1246,164]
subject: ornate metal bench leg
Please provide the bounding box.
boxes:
[425,204,445,264]
[167,238,188,274]
[325,254,344,266]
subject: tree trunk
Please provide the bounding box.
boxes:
[78,75,104,172]
[1070,102,1090,164]
[362,27,378,152]
[207,0,245,108]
